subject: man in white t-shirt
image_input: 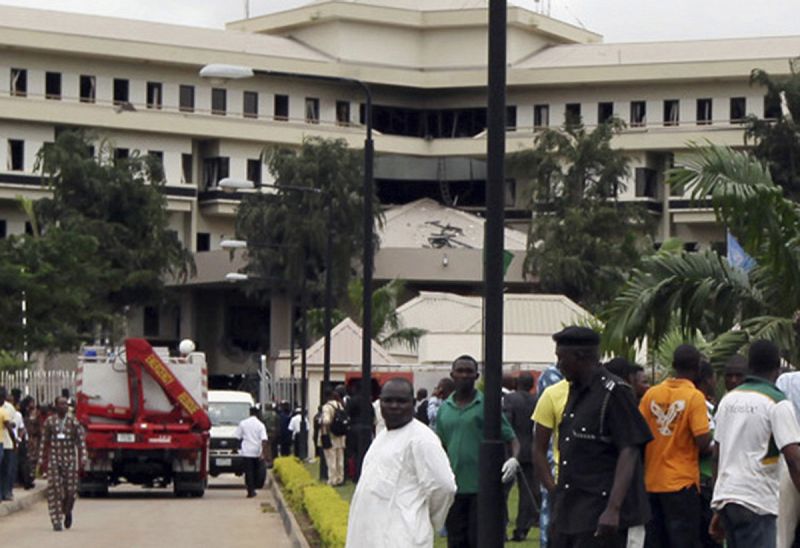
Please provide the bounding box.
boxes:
[711,340,800,547]
[234,407,271,498]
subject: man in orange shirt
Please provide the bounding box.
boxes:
[639,344,711,548]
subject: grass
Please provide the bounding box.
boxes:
[303,459,541,547]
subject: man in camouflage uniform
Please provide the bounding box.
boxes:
[39,396,86,531]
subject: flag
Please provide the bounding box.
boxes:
[726,232,756,271]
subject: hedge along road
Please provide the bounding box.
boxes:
[1,475,292,548]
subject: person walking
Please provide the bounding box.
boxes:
[235,406,271,498]
[549,327,652,548]
[346,378,457,547]
[38,396,86,531]
[321,389,347,486]
[436,355,519,548]
[711,340,800,548]
[503,372,540,542]
[532,363,568,548]
[639,344,711,548]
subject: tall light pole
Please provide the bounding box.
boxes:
[478,0,507,546]
[202,64,376,474]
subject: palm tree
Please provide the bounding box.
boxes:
[601,143,800,366]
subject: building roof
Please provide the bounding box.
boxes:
[379,198,527,250]
[395,291,590,335]
[0,5,330,63]
[515,35,800,69]
[311,0,491,10]
[301,317,396,366]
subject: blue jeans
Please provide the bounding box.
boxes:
[0,448,14,499]
[719,503,776,548]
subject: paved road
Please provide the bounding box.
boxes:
[1,476,292,548]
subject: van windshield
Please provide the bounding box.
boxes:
[208,402,251,426]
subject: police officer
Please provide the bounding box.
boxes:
[550,327,652,548]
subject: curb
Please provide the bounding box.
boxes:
[0,485,47,518]
[268,471,312,548]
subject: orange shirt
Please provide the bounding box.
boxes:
[639,378,710,493]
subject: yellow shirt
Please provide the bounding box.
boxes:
[531,379,569,477]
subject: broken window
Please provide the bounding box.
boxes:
[80,75,96,103]
[179,85,195,112]
[113,78,129,105]
[696,98,712,125]
[247,159,262,187]
[630,101,646,127]
[336,101,350,126]
[10,68,27,97]
[8,140,24,171]
[506,105,517,130]
[565,103,581,125]
[305,97,320,123]
[533,104,549,129]
[182,153,193,184]
[663,100,680,126]
[147,82,163,109]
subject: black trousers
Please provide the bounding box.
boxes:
[446,493,478,548]
[645,487,701,548]
[243,457,260,495]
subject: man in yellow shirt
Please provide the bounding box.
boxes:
[532,368,569,548]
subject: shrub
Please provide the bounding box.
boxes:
[272,456,350,548]
[273,456,315,511]
[303,484,349,548]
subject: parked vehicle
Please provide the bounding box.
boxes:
[208,390,255,477]
[76,338,210,497]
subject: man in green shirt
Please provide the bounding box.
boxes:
[436,355,519,548]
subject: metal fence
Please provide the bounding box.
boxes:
[0,370,75,405]
[273,378,302,407]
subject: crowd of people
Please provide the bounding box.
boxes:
[343,325,800,548]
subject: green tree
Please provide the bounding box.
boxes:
[234,136,380,306]
[0,130,194,355]
[307,279,426,351]
[602,144,800,366]
[746,67,800,200]
[508,120,653,311]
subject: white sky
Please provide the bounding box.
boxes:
[0,0,797,43]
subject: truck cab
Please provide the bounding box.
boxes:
[208,390,255,477]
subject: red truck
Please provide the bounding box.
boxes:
[76,338,211,497]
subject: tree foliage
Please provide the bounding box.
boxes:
[507,120,653,311]
[234,137,380,307]
[601,144,800,366]
[745,68,800,200]
[0,130,193,354]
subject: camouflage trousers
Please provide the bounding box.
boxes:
[47,463,78,526]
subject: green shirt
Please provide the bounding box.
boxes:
[435,390,516,494]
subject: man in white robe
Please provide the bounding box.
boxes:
[346,378,456,547]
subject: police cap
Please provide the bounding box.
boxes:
[552,326,601,348]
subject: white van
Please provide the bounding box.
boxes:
[208,390,255,477]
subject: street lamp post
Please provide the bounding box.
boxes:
[478,0,508,546]
[203,64,376,475]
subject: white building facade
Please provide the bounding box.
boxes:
[0,0,794,374]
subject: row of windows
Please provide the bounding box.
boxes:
[9,68,351,124]
[7,67,767,137]
[3,137,263,190]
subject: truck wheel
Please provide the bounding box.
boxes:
[173,473,205,498]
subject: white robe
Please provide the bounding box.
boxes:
[346,419,456,547]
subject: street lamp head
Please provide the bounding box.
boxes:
[199,64,254,84]
[225,272,249,282]
[219,177,255,192]
[220,239,248,250]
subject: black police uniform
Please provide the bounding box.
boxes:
[551,367,652,548]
